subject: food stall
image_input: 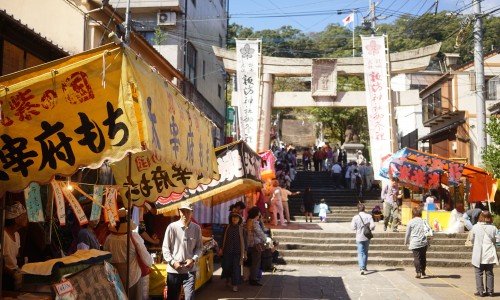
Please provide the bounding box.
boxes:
[147,140,263,297]
[0,42,219,298]
[380,148,497,231]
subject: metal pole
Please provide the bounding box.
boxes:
[352,11,355,57]
[473,0,486,166]
[124,0,131,44]
[125,152,132,296]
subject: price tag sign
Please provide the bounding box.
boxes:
[54,279,74,296]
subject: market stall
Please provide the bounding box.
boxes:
[0,42,219,298]
[380,148,497,231]
[147,140,263,297]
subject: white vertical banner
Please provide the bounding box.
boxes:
[361,35,392,180]
[236,39,261,152]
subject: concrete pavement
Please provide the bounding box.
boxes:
[195,221,497,299]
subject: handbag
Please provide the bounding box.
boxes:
[465,230,473,247]
[423,219,433,239]
[358,214,373,239]
[300,204,305,213]
[131,236,151,277]
[255,242,266,252]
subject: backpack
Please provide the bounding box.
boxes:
[355,175,362,186]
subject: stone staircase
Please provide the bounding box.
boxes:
[287,170,382,222]
[277,170,476,268]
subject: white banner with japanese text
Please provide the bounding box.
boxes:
[361,36,392,180]
[236,40,261,152]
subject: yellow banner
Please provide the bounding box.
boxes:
[111,149,213,206]
[0,46,142,195]
[124,48,218,178]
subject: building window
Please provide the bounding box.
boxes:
[218,84,222,98]
[191,0,196,6]
[220,0,224,7]
[488,77,499,100]
[202,60,205,80]
[422,89,442,122]
[138,31,156,46]
[2,39,43,75]
[186,42,197,86]
[219,34,223,48]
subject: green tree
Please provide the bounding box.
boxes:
[153,27,167,45]
[482,117,500,177]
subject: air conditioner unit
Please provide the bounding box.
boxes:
[157,11,176,26]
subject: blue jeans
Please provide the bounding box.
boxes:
[357,240,370,271]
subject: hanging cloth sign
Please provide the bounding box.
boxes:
[24,182,44,222]
[59,181,88,226]
[51,179,66,226]
[103,187,119,227]
[90,186,104,221]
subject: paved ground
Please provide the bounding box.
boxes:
[195,221,498,300]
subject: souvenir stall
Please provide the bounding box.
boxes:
[148,140,263,298]
[380,148,497,231]
[0,42,219,298]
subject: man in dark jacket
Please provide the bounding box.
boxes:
[463,203,486,230]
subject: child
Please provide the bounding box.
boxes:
[318,199,329,223]
[218,213,247,292]
[371,204,383,222]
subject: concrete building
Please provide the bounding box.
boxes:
[108,0,228,146]
[419,49,500,166]
[0,0,227,146]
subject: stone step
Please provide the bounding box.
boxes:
[279,249,473,260]
[279,255,471,267]
[280,244,472,252]
[275,236,469,246]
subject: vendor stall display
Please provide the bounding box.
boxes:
[380,148,497,230]
[19,249,125,299]
[0,41,220,298]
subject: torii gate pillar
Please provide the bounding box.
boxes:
[258,73,273,152]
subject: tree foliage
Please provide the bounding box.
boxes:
[227,12,500,151]
[482,117,500,178]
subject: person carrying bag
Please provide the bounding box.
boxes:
[351,204,375,275]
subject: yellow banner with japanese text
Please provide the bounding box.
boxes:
[124,48,218,178]
[0,45,142,195]
[110,150,214,206]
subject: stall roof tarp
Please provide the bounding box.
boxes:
[0,44,219,196]
[156,140,262,214]
[380,147,496,202]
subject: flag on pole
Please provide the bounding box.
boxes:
[342,13,354,26]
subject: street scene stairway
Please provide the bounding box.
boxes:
[276,170,475,268]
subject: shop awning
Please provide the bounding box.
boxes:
[380,148,496,202]
[0,43,219,199]
[156,140,263,215]
[418,120,465,141]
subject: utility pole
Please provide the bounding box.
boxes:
[369,0,376,29]
[124,0,131,43]
[473,0,486,166]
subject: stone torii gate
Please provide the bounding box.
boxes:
[213,43,441,153]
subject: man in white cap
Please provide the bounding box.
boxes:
[3,201,28,290]
[162,202,203,300]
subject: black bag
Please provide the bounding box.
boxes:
[359,214,373,239]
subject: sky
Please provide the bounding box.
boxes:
[228,0,500,33]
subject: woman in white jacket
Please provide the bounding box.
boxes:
[469,211,499,297]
